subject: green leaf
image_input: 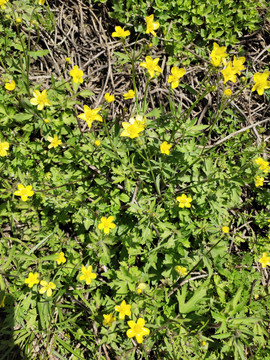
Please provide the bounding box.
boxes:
[27,50,50,59]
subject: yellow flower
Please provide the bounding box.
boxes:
[16,17,21,24]
[104,92,115,103]
[14,184,34,201]
[259,253,270,268]
[127,318,150,344]
[25,272,39,288]
[39,0,45,4]
[176,194,192,208]
[77,105,103,129]
[139,56,162,79]
[123,90,135,100]
[55,252,66,265]
[44,118,50,123]
[39,280,56,297]
[0,141,9,156]
[254,157,270,173]
[79,265,97,285]
[224,89,232,97]
[174,266,187,276]
[0,295,6,308]
[5,79,15,91]
[168,66,186,89]
[145,14,160,37]
[98,216,116,234]
[201,341,207,347]
[94,140,101,146]
[112,26,130,38]
[222,226,229,233]
[115,300,131,320]
[221,62,238,84]
[0,0,9,10]
[160,141,172,155]
[210,42,228,67]
[232,56,246,75]
[47,134,62,149]
[30,89,51,110]
[255,176,264,187]
[69,65,83,84]
[136,283,147,294]
[65,57,71,64]
[252,71,270,96]
[120,115,146,139]
[103,313,116,327]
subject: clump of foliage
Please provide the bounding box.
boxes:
[0,1,270,360]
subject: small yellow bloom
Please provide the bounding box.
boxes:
[16,18,21,24]
[79,265,97,285]
[221,62,238,84]
[98,216,116,234]
[254,294,259,300]
[0,0,9,10]
[121,115,146,139]
[168,66,186,89]
[175,266,187,276]
[222,226,229,233]
[39,280,56,297]
[0,141,9,156]
[14,184,34,201]
[30,89,51,110]
[254,157,270,173]
[160,141,172,155]
[47,134,62,149]
[39,0,45,5]
[65,57,71,64]
[0,295,6,308]
[224,89,232,97]
[115,300,131,320]
[55,252,66,265]
[94,140,101,146]
[32,19,38,26]
[44,118,50,123]
[123,90,135,100]
[127,318,150,344]
[145,14,160,37]
[255,176,264,187]
[25,272,39,288]
[112,26,130,38]
[201,341,207,347]
[136,283,147,294]
[5,79,16,91]
[104,92,115,103]
[232,56,246,75]
[139,56,162,79]
[210,42,228,67]
[103,313,116,327]
[176,194,192,208]
[78,105,103,129]
[259,253,270,268]
[69,65,83,84]
[252,71,270,96]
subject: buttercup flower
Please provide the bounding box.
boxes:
[39,0,45,4]
[39,280,56,297]
[112,26,130,38]
[139,56,162,79]
[103,313,116,327]
[65,57,71,64]
[232,56,246,75]
[123,90,135,100]
[0,0,9,10]
[254,157,270,173]
[55,252,66,265]
[176,194,192,208]
[168,66,186,89]
[121,115,146,139]
[0,141,9,156]
[104,93,115,103]
[79,265,97,285]
[224,89,232,97]
[98,216,116,234]
[252,71,270,95]
[14,184,34,201]
[69,65,83,84]
[16,17,21,24]
[175,266,187,276]
[222,226,229,233]
[5,79,15,91]
[30,89,51,110]
[47,134,62,149]
[259,253,270,268]
[145,14,160,37]
[127,318,150,344]
[25,272,39,288]
[78,106,103,129]
[94,140,101,146]
[210,42,228,67]
[255,176,264,187]
[115,300,131,320]
[160,141,172,155]
[221,62,238,84]
[44,118,50,123]
[136,283,147,294]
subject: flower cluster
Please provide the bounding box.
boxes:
[121,115,146,139]
[25,272,56,297]
[220,56,246,84]
[254,157,270,174]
